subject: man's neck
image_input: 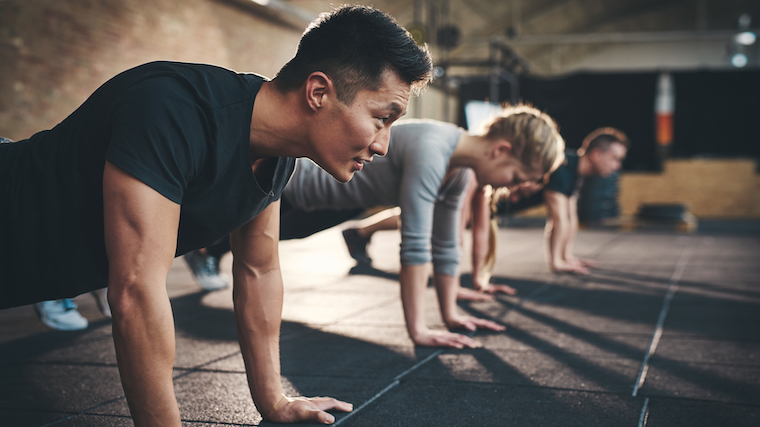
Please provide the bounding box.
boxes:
[248,82,308,161]
[577,152,594,177]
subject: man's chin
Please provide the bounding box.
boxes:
[314,161,354,183]
[330,170,354,183]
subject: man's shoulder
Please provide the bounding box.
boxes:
[545,149,580,196]
[549,149,580,176]
[110,61,264,100]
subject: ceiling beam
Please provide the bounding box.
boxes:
[494,29,742,45]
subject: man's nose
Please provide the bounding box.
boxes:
[370,130,390,157]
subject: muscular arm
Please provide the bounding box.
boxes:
[230,200,351,424]
[103,161,182,426]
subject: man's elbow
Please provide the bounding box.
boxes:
[106,273,162,320]
[106,286,142,322]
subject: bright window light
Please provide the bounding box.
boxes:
[731,53,749,67]
[735,31,757,46]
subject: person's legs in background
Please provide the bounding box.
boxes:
[184,238,231,291]
[341,207,401,265]
[35,298,88,331]
[34,289,112,331]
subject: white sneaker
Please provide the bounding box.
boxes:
[91,288,112,318]
[184,250,231,291]
[34,299,88,331]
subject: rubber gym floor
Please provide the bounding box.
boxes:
[1,220,759,426]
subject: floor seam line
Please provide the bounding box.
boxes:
[632,245,695,397]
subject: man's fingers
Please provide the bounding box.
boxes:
[296,408,335,425]
[312,397,353,413]
[284,397,353,425]
[312,410,335,425]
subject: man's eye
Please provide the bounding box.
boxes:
[378,117,389,124]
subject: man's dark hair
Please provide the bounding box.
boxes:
[272,5,433,104]
[579,127,630,156]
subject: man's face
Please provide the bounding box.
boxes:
[310,69,410,183]
[591,142,627,177]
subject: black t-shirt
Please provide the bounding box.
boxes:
[0,61,295,308]
[545,149,582,197]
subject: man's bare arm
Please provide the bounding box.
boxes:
[230,200,351,424]
[103,161,182,426]
[564,195,580,262]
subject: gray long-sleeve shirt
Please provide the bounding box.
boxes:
[284,119,469,276]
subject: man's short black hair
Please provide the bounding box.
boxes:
[272,5,433,104]
[579,127,630,156]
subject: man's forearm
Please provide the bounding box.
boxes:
[233,266,285,419]
[547,217,571,268]
[110,282,180,426]
[564,201,580,261]
[102,160,183,426]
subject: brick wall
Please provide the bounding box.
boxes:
[618,158,760,219]
[0,0,303,140]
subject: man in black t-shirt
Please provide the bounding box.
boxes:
[0,6,432,425]
[543,128,629,274]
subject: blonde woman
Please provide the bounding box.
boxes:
[280,104,565,348]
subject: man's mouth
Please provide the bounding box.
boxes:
[353,157,372,171]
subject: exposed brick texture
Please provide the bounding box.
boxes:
[618,159,760,219]
[0,0,302,140]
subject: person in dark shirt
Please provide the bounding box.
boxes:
[544,127,629,274]
[0,5,432,425]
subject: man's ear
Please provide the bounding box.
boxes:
[586,147,601,162]
[304,71,333,112]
